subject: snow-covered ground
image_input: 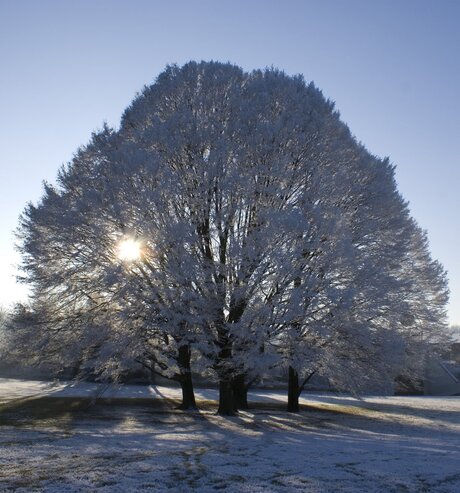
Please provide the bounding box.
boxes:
[1,378,459,492]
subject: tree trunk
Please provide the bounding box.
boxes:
[148,362,156,385]
[176,345,197,410]
[232,374,249,410]
[178,374,197,410]
[216,324,236,415]
[287,366,300,412]
[217,379,236,415]
[220,295,247,413]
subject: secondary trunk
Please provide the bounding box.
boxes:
[176,345,197,410]
[217,379,236,415]
[216,325,236,415]
[232,374,249,410]
[217,294,247,415]
[178,374,196,410]
[287,366,300,412]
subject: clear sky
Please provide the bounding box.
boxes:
[1,0,459,325]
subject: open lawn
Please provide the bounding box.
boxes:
[0,379,459,492]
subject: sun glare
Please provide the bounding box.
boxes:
[117,238,142,262]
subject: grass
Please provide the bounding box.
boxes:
[0,391,398,429]
[1,393,459,492]
[0,393,376,428]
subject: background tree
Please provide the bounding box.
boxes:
[450,325,460,341]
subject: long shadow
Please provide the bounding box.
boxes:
[2,391,458,433]
[1,394,460,493]
[305,394,460,426]
[1,390,459,447]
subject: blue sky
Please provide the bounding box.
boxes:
[1,0,459,325]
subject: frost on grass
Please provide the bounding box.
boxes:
[0,384,459,492]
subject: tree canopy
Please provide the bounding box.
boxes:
[10,61,449,414]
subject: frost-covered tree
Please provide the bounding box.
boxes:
[116,63,366,412]
[0,306,9,364]
[15,61,449,414]
[14,129,203,408]
[450,325,460,342]
[279,149,449,410]
[390,225,450,392]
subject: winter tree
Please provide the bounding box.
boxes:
[450,325,460,341]
[278,148,449,409]
[13,61,449,414]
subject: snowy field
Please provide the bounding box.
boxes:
[0,379,459,492]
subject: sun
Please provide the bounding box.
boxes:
[117,238,142,261]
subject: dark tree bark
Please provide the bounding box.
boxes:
[178,375,197,410]
[287,275,303,413]
[232,374,249,410]
[216,295,247,414]
[218,379,236,415]
[216,333,237,415]
[176,345,197,410]
[287,366,300,412]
